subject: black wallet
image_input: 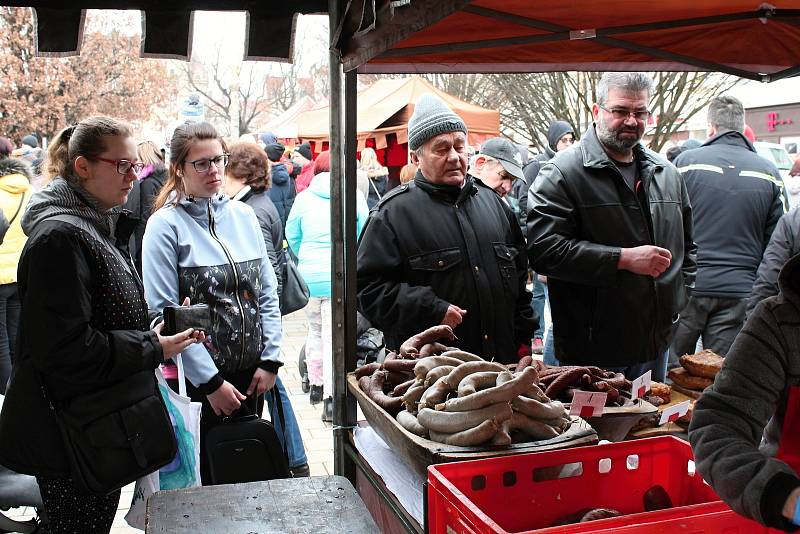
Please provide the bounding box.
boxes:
[162,304,212,336]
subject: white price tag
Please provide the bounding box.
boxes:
[659,400,691,425]
[631,370,652,401]
[569,390,607,418]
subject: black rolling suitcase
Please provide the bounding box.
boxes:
[205,388,291,485]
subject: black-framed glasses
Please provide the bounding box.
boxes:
[187,154,229,173]
[598,104,651,121]
[91,156,145,176]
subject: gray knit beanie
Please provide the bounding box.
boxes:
[407,94,468,151]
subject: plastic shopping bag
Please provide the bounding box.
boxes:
[125,357,202,529]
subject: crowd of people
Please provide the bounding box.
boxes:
[0,69,797,533]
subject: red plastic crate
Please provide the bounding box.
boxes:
[427,436,773,534]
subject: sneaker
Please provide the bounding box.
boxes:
[309,385,323,404]
[321,397,333,422]
[290,463,311,477]
[531,337,544,355]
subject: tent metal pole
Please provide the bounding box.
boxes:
[330,0,356,484]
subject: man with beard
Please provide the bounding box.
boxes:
[357,94,536,363]
[527,72,696,381]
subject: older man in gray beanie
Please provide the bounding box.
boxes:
[356,94,536,363]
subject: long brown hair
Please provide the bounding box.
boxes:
[43,117,132,184]
[153,122,227,211]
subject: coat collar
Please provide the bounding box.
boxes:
[414,171,477,205]
[701,130,756,152]
[579,124,664,174]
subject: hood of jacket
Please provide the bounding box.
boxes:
[0,157,34,186]
[271,163,290,186]
[307,172,331,199]
[547,121,575,152]
[700,130,755,152]
[21,177,118,238]
[777,252,800,304]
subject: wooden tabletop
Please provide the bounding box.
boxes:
[145,476,379,534]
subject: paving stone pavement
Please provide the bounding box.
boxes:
[6,309,335,533]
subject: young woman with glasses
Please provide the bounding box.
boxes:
[142,122,283,484]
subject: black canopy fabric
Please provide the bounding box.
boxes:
[11,2,327,61]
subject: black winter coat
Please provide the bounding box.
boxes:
[238,186,285,298]
[747,207,800,317]
[527,125,697,367]
[675,131,784,298]
[268,163,296,228]
[357,173,535,363]
[0,192,162,477]
[123,165,167,274]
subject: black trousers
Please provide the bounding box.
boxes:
[183,366,264,485]
[669,295,747,368]
[35,476,120,534]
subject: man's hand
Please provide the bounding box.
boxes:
[782,486,800,525]
[247,368,277,396]
[441,305,467,329]
[206,381,246,416]
[618,245,672,277]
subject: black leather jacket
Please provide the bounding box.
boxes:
[357,173,535,363]
[527,126,697,367]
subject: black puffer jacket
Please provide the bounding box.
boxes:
[124,165,167,274]
[527,125,697,367]
[675,131,784,298]
[357,173,535,363]
[0,178,163,477]
[747,207,800,317]
[236,186,285,298]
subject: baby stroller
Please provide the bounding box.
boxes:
[0,396,48,533]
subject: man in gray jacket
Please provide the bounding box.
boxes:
[690,252,800,531]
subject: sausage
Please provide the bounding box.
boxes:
[417,402,512,433]
[580,509,621,522]
[419,342,448,357]
[355,362,381,379]
[400,325,456,357]
[396,410,429,437]
[424,365,455,388]
[456,371,500,397]
[358,371,404,416]
[597,372,631,390]
[401,382,426,414]
[515,355,533,372]
[643,484,673,511]
[545,367,586,399]
[441,367,538,412]
[444,361,508,392]
[439,349,484,363]
[489,420,512,446]
[508,412,560,440]
[495,370,514,386]
[383,358,418,373]
[511,396,567,420]
[391,378,417,397]
[428,418,501,447]
[413,356,463,380]
[418,375,454,409]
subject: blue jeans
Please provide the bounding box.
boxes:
[0,283,20,395]
[605,350,669,382]
[532,277,547,339]
[266,376,308,468]
[543,326,559,366]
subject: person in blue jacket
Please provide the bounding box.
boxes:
[265,142,295,228]
[285,150,368,421]
[143,122,283,484]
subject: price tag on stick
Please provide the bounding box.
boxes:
[570,391,607,418]
[631,370,652,401]
[659,400,691,425]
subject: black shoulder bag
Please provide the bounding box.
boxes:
[40,214,177,495]
[279,254,310,316]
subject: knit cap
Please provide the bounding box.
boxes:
[407,94,467,151]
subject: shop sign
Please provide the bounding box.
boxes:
[768,112,793,132]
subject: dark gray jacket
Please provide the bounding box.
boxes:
[675,131,784,298]
[690,252,800,532]
[237,186,285,298]
[527,125,697,367]
[748,207,800,317]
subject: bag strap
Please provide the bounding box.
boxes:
[175,355,187,397]
[368,177,383,200]
[268,387,291,470]
[7,193,26,227]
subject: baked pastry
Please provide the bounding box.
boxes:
[680,350,723,379]
[668,367,714,391]
[649,381,672,402]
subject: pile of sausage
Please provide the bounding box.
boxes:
[537,364,633,406]
[356,326,570,447]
